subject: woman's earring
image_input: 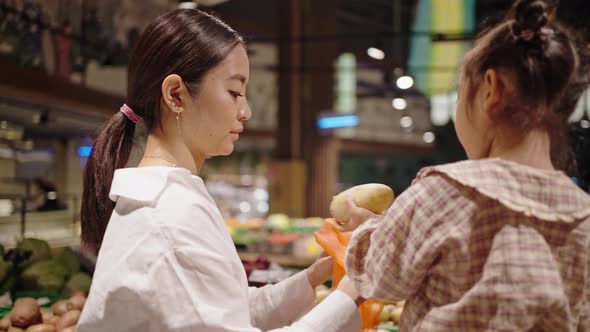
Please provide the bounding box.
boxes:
[175,108,183,134]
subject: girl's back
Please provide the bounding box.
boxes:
[346,158,590,331]
[343,1,589,330]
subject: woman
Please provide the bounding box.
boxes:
[78,9,363,332]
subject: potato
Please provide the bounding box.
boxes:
[25,324,56,332]
[379,304,396,322]
[40,311,53,324]
[70,292,85,299]
[11,298,42,328]
[51,301,68,317]
[58,327,76,332]
[45,316,58,326]
[378,308,390,322]
[1,314,11,331]
[315,288,331,304]
[8,327,25,332]
[391,306,403,324]
[330,184,394,223]
[65,296,85,311]
[55,311,80,330]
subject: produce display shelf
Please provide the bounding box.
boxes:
[237,251,315,267]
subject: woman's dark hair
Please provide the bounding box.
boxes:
[461,0,579,169]
[81,9,244,251]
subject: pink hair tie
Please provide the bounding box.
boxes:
[120,104,142,123]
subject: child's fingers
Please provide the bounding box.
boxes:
[345,195,358,212]
[336,195,376,232]
[335,219,355,232]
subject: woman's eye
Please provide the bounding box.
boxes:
[229,91,243,99]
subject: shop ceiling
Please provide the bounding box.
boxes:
[210,0,589,96]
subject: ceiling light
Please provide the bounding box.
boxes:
[367,47,385,60]
[423,132,435,143]
[392,98,407,110]
[400,116,413,129]
[178,1,197,9]
[396,76,414,90]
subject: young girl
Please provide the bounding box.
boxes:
[77,9,363,332]
[340,0,590,331]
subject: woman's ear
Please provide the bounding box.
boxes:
[161,74,188,113]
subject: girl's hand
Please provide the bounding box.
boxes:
[335,196,377,232]
[336,275,365,306]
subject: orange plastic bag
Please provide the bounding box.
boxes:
[314,219,384,331]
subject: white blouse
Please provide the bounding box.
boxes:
[78,167,360,332]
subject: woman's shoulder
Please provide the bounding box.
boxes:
[110,166,211,205]
[110,166,221,231]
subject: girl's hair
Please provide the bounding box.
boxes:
[461,0,579,169]
[81,9,244,251]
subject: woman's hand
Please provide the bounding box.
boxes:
[306,256,333,288]
[337,275,365,306]
[335,197,377,233]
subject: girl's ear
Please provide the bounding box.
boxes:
[481,69,505,117]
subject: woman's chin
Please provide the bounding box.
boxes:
[207,141,235,157]
[219,143,235,156]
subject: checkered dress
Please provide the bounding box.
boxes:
[346,159,590,331]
